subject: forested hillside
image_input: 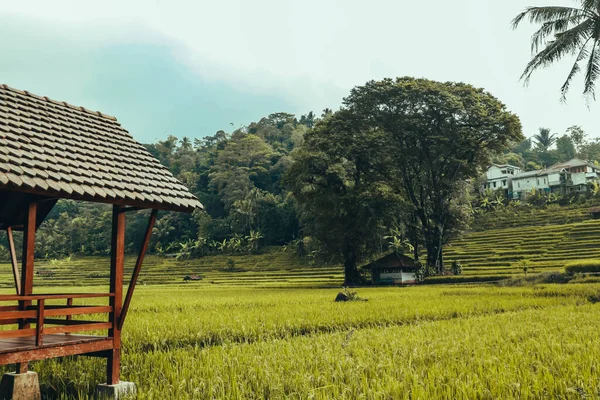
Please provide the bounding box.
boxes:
[0,111,317,260]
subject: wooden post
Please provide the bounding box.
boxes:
[119,210,156,331]
[107,205,125,385]
[17,202,36,374]
[65,298,73,335]
[35,299,44,346]
[6,227,21,295]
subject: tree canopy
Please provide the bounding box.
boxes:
[342,78,523,272]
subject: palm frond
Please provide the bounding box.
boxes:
[530,17,587,53]
[521,19,593,83]
[580,0,600,14]
[561,39,591,101]
[583,40,600,99]
[512,6,590,29]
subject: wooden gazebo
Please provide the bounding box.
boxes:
[0,84,202,398]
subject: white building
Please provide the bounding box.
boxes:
[482,164,522,191]
[510,158,600,200]
[511,170,547,199]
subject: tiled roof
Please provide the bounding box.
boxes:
[513,170,543,179]
[0,85,202,212]
[545,158,596,173]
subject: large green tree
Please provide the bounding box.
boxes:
[512,1,600,100]
[286,110,401,284]
[344,78,523,272]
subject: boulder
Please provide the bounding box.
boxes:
[335,292,349,302]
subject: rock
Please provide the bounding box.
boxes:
[335,292,349,302]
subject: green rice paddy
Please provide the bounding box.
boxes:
[0,207,599,398]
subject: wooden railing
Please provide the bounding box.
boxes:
[0,293,113,347]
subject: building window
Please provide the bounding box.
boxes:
[502,180,506,186]
[493,182,496,188]
[537,179,539,185]
[518,182,520,188]
[544,178,546,184]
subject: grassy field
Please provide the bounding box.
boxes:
[0,283,598,399]
[0,207,599,398]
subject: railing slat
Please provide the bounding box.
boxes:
[44,323,112,335]
[0,293,114,301]
[0,329,36,339]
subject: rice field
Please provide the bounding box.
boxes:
[3,283,599,399]
[0,207,599,398]
[445,216,600,280]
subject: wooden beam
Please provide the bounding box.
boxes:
[119,209,157,330]
[17,201,36,373]
[107,205,125,385]
[20,202,36,298]
[0,306,112,321]
[0,185,196,214]
[0,338,114,366]
[119,206,144,213]
[0,293,114,301]
[66,298,73,335]
[6,227,21,295]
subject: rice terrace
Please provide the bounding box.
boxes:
[3,0,600,399]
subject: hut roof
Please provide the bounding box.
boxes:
[0,84,203,222]
[362,253,418,270]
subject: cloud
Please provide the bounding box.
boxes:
[0,15,332,141]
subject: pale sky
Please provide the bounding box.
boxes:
[1,0,598,143]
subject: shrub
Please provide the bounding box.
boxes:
[340,287,367,302]
[451,261,462,275]
[565,259,600,275]
[224,259,236,272]
[497,272,572,287]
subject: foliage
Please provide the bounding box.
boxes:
[341,287,367,302]
[533,127,557,152]
[565,259,600,274]
[451,260,462,275]
[343,77,522,273]
[286,109,401,284]
[512,0,600,101]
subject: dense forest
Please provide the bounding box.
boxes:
[1,77,598,283]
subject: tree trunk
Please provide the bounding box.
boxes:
[343,255,361,286]
[424,224,444,274]
[413,239,419,261]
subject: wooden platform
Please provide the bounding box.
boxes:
[0,334,113,365]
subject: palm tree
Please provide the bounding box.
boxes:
[512,1,600,100]
[533,128,557,151]
[152,219,174,245]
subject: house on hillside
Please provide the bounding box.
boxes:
[362,253,418,285]
[511,158,600,200]
[511,170,548,199]
[482,164,522,191]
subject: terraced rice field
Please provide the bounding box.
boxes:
[0,251,344,289]
[472,206,590,231]
[1,207,598,289]
[446,217,600,280]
